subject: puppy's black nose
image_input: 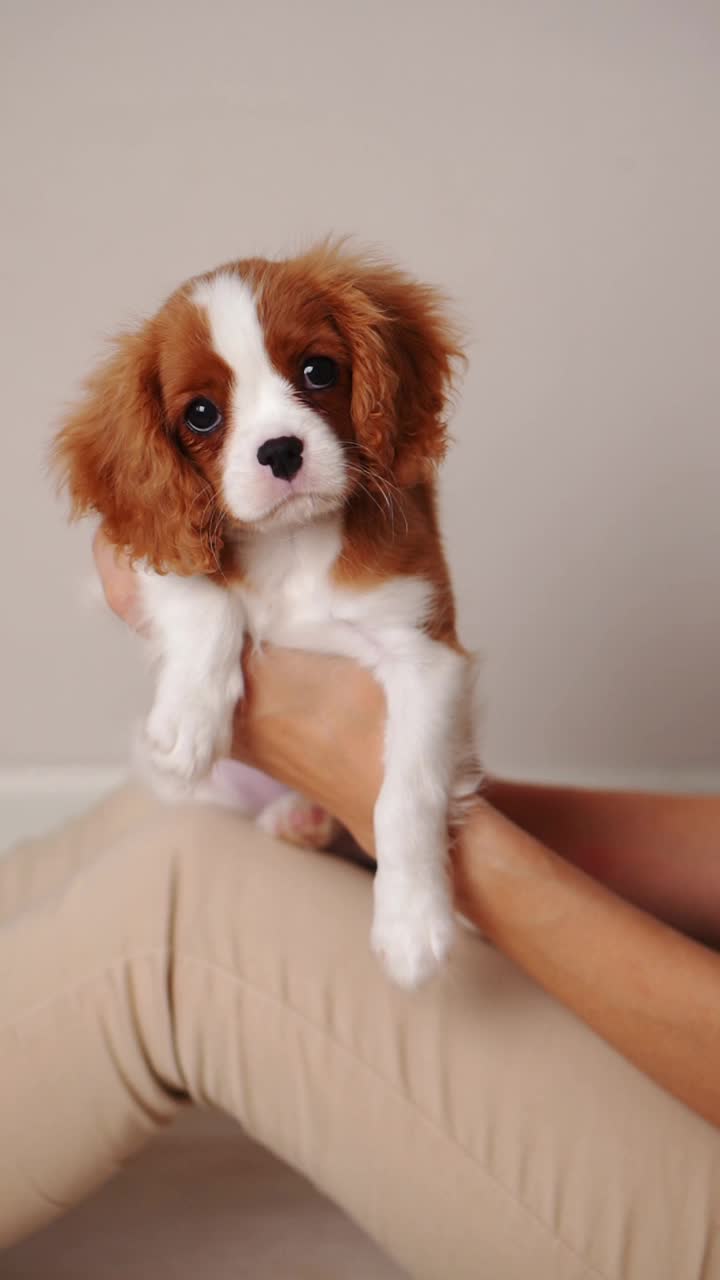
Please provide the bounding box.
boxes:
[256,435,304,481]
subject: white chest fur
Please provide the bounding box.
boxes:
[138,516,474,990]
[233,518,344,641]
[231,516,434,654]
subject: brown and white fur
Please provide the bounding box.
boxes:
[54,243,479,987]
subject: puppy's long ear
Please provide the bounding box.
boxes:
[346,259,465,486]
[53,325,221,575]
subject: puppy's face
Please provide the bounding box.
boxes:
[54,245,462,573]
[159,266,354,533]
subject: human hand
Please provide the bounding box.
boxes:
[92,526,147,630]
[232,648,383,853]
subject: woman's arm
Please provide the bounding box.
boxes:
[94,531,720,1125]
[451,802,720,1128]
[485,780,720,948]
[234,650,720,1126]
[232,642,720,940]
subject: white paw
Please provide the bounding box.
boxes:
[371,870,455,988]
[142,674,243,792]
[257,792,339,850]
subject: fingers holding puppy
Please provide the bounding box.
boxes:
[92,526,144,630]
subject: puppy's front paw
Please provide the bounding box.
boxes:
[371,869,455,988]
[142,673,243,792]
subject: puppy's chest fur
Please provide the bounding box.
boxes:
[229,516,434,650]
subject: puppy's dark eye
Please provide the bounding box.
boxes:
[184,397,223,434]
[301,355,338,391]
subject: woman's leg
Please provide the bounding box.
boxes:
[0,783,160,919]
[1,798,718,1278]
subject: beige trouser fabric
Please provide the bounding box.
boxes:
[1,786,719,1278]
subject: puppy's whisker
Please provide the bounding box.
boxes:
[342,455,409,537]
[187,482,215,524]
[342,464,393,527]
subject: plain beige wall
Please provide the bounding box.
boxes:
[2,0,719,785]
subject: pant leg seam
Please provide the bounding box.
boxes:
[3,938,700,1278]
[179,951,617,1280]
[0,948,169,1037]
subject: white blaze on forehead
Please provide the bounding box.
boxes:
[191,270,347,525]
[191,273,280,400]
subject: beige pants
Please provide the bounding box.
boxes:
[1,785,718,1278]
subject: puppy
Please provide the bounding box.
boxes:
[54,243,479,987]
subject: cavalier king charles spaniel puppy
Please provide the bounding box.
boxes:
[54,243,479,987]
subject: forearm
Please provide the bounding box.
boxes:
[96,525,719,935]
[485,780,720,946]
[453,802,720,1127]
[240,675,720,1124]
[93,537,720,1123]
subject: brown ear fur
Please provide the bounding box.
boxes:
[52,325,222,575]
[315,249,465,485]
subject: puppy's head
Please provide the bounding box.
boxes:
[54,243,463,574]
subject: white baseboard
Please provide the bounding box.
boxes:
[0,766,127,852]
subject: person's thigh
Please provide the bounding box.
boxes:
[0,783,160,919]
[1,798,718,1278]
